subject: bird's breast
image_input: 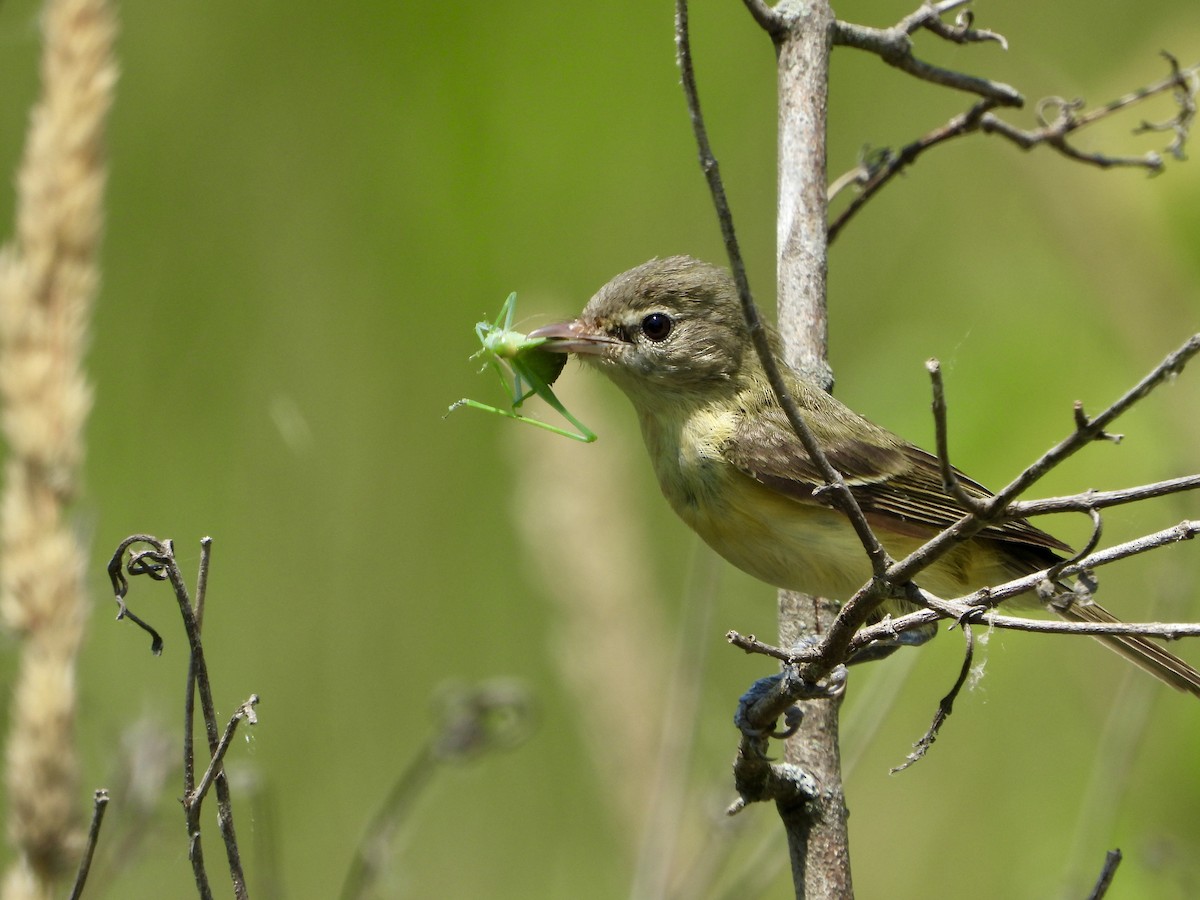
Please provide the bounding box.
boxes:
[641,406,730,511]
[637,404,876,599]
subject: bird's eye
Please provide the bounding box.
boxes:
[641,312,673,342]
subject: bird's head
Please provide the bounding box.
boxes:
[530,256,762,406]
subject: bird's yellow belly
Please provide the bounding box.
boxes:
[645,405,1012,603]
[672,464,1007,603]
[677,470,878,600]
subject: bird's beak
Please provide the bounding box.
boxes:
[528,320,617,356]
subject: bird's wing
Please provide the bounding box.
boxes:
[721,404,1071,553]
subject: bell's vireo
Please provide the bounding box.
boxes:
[530,255,1200,696]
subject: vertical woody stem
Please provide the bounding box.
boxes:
[772,3,853,898]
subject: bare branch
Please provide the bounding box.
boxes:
[983,101,1162,170]
[1047,507,1104,582]
[996,334,1200,503]
[829,57,1200,241]
[846,520,1200,649]
[926,357,1199,579]
[832,4,1022,106]
[1074,400,1123,444]
[681,8,874,886]
[1133,53,1197,160]
[963,610,1200,640]
[799,335,1200,679]
[982,55,1199,169]
[829,100,996,242]
[889,333,1200,589]
[1010,474,1200,518]
[195,535,213,627]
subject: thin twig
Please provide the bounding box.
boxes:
[890,623,974,772]
[67,790,110,900]
[917,3,1008,50]
[195,536,213,628]
[1010,474,1200,517]
[164,547,249,899]
[1134,53,1197,160]
[845,520,1200,649]
[926,359,1200,565]
[1046,507,1104,582]
[1087,849,1123,900]
[182,535,211,875]
[182,540,210,895]
[829,100,996,242]
[989,334,1200,507]
[728,631,794,663]
[927,357,989,515]
[191,696,260,809]
[107,533,166,652]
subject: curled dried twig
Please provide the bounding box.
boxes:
[107,535,252,900]
[1046,508,1104,584]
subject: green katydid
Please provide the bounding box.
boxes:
[449,292,596,442]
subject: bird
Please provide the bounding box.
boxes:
[528,255,1200,696]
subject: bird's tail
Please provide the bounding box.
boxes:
[1055,597,1200,698]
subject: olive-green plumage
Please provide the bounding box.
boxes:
[531,256,1200,696]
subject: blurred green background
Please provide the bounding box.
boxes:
[1,1,1199,897]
